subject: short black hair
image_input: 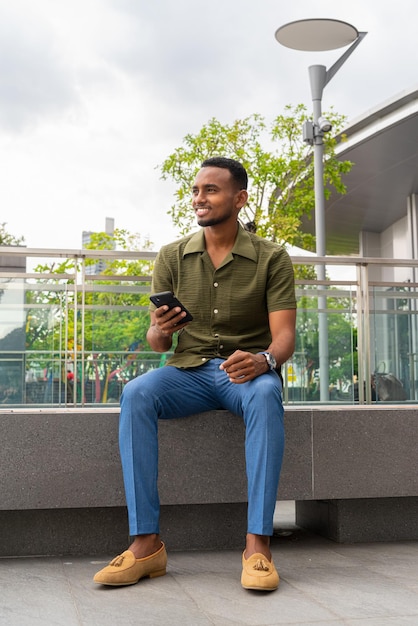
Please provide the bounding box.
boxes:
[201,157,248,190]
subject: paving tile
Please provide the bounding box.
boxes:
[0,558,80,626]
[331,541,418,591]
[166,549,340,625]
[175,575,340,625]
[67,558,213,626]
[344,615,418,626]
[0,530,417,626]
[284,564,418,620]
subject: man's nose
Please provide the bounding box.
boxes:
[193,190,206,204]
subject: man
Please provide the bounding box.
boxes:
[94,157,296,591]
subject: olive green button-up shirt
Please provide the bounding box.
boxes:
[149,224,296,369]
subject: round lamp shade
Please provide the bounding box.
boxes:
[275,18,358,51]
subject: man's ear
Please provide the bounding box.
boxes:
[236,189,248,209]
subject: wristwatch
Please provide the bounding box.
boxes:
[261,351,277,371]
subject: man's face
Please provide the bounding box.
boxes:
[191,167,246,228]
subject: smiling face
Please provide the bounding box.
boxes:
[191,166,248,228]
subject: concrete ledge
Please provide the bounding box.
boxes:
[0,503,248,557]
[0,508,129,557]
[0,408,314,510]
[296,498,418,542]
[1,406,417,554]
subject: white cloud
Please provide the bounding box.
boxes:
[0,2,79,131]
[0,0,417,251]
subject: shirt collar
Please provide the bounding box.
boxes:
[183,224,257,262]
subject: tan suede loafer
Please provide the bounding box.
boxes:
[241,552,280,591]
[93,542,167,586]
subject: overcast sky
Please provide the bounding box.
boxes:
[1,0,417,252]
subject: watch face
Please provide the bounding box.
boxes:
[265,352,276,369]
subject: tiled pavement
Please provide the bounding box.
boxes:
[1,503,417,625]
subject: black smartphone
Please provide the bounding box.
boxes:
[149,291,193,323]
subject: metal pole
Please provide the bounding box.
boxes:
[275,26,367,404]
[309,65,329,401]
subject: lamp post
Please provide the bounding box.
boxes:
[275,19,366,401]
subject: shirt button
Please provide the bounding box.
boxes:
[214,282,219,287]
[201,357,207,362]
[214,333,219,338]
[220,344,224,349]
[214,309,218,314]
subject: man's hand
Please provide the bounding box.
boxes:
[147,305,190,352]
[219,350,268,384]
[152,305,189,337]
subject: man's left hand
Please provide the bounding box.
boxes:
[219,350,268,384]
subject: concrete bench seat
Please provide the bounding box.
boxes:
[0,407,417,556]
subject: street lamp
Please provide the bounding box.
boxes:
[275,19,367,401]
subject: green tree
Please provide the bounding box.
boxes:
[0,223,25,246]
[159,104,352,252]
[0,224,25,305]
[295,290,357,399]
[29,228,155,352]
[25,229,158,402]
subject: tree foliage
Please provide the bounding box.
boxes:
[0,223,24,246]
[24,228,160,402]
[28,229,155,355]
[295,291,357,399]
[159,104,352,252]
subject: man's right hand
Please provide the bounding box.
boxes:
[153,305,189,337]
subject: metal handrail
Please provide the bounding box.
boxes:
[1,246,417,407]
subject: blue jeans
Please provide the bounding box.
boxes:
[119,358,285,537]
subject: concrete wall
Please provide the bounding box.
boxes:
[1,406,417,555]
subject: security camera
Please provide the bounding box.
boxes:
[302,120,314,143]
[318,116,332,133]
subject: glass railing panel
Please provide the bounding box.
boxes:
[6,350,169,407]
[369,284,418,402]
[0,277,26,404]
[78,279,154,405]
[78,351,170,406]
[284,282,357,404]
[24,351,69,405]
[2,247,418,407]
[84,279,151,353]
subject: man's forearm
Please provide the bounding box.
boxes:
[267,309,297,365]
[146,324,173,353]
[268,332,295,366]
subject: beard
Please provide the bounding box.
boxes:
[196,209,234,228]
